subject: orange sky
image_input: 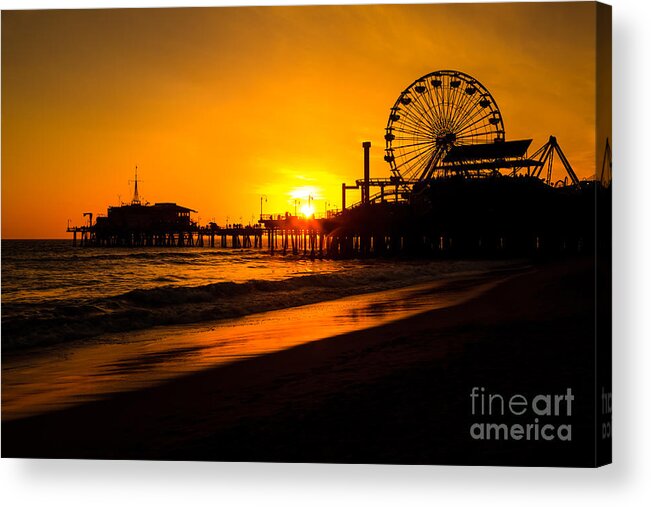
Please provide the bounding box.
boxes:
[2,2,603,239]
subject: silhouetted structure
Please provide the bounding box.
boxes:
[67,169,263,248]
[92,202,195,246]
[69,70,610,259]
[328,70,610,258]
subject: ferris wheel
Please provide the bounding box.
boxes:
[384,70,505,182]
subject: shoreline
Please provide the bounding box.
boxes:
[2,266,519,421]
[2,258,596,466]
[2,257,523,352]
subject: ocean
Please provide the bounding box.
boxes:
[1,240,509,351]
[1,239,361,350]
[2,239,520,419]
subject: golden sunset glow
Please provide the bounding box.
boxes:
[300,204,315,218]
[2,3,603,238]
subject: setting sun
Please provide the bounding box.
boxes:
[300,204,315,217]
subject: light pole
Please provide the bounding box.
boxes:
[324,200,330,217]
[294,199,300,216]
[260,194,267,220]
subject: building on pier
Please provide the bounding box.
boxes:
[67,169,201,247]
[95,202,195,232]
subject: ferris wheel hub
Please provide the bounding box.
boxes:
[436,133,457,145]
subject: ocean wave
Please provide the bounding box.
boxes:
[1,260,518,351]
[3,248,258,265]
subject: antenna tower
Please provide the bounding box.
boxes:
[129,166,142,205]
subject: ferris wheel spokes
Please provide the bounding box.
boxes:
[385,70,506,184]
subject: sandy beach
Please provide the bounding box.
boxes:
[2,258,596,466]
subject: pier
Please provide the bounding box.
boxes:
[66,138,604,258]
[67,222,265,249]
[67,70,611,259]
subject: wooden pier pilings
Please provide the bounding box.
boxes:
[67,225,265,250]
[68,211,589,260]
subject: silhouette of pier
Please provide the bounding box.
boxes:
[67,139,609,258]
[67,70,611,259]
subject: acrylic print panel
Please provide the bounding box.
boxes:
[1,1,612,466]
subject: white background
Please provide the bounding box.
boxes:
[1,0,649,505]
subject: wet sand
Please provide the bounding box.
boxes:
[2,259,597,466]
[2,269,511,421]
